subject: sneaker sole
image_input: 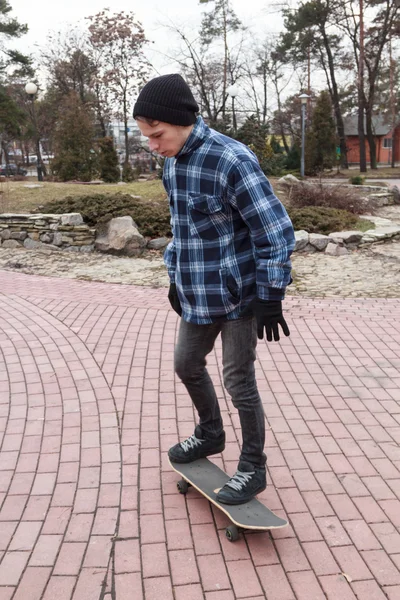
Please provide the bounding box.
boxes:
[216,484,267,505]
[168,443,226,464]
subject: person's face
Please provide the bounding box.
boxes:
[136,120,193,158]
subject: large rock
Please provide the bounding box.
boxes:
[294,230,309,251]
[96,216,146,257]
[328,231,364,245]
[325,242,348,256]
[10,231,27,241]
[61,213,84,226]
[392,185,400,205]
[0,229,11,240]
[278,174,299,185]
[369,192,395,207]
[40,232,54,244]
[2,239,22,249]
[362,226,400,240]
[147,237,170,250]
[52,232,63,246]
[24,238,59,251]
[309,233,330,251]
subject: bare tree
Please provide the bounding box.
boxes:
[87,9,150,165]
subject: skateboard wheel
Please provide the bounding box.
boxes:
[225,525,239,542]
[177,479,189,494]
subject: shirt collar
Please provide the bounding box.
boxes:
[176,116,209,158]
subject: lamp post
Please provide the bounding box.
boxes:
[299,93,310,177]
[227,84,239,133]
[24,82,44,182]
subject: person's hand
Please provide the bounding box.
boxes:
[241,298,290,341]
[168,283,182,316]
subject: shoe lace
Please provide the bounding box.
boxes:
[180,434,204,453]
[225,469,255,492]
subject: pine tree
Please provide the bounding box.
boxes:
[98,137,120,183]
[236,115,285,176]
[51,91,97,181]
[305,91,337,175]
[270,135,283,154]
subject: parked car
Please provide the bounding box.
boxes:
[0,164,28,176]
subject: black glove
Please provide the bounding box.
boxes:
[168,283,182,316]
[241,298,290,342]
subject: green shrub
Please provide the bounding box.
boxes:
[349,175,365,186]
[285,144,301,171]
[41,193,172,238]
[122,163,135,182]
[288,206,360,235]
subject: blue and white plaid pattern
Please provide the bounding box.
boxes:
[163,117,295,324]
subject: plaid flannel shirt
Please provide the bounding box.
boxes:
[163,116,295,325]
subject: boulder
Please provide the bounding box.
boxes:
[52,232,63,246]
[294,230,309,251]
[328,231,364,245]
[325,242,348,256]
[392,185,400,205]
[278,174,299,185]
[95,216,146,257]
[24,238,59,251]
[309,233,330,251]
[2,239,22,249]
[0,229,11,240]
[147,237,170,250]
[40,232,54,244]
[10,231,27,241]
[362,226,400,240]
[60,213,84,226]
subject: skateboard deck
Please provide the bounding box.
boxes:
[169,457,287,540]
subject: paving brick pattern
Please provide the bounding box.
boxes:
[0,270,399,599]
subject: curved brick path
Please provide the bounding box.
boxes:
[0,271,399,600]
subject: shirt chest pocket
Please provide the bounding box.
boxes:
[188,194,229,241]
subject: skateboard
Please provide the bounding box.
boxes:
[169,457,288,542]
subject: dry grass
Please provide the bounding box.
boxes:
[0,178,167,214]
[284,181,377,214]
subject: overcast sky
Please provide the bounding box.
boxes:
[10,0,285,73]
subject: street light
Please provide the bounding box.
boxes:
[227,84,239,133]
[299,93,310,177]
[25,82,44,182]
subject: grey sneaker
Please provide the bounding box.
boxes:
[168,425,225,464]
[216,460,267,505]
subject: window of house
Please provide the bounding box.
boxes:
[383,138,392,148]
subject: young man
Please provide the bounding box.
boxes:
[133,74,295,505]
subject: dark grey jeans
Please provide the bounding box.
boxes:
[175,316,266,467]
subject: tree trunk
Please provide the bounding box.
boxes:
[222,1,228,120]
[123,96,129,165]
[2,141,10,166]
[365,102,377,169]
[358,96,367,172]
[392,128,396,168]
[321,31,348,168]
[358,0,367,173]
[272,70,289,153]
[262,64,267,125]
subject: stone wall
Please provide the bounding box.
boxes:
[0,213,96,253]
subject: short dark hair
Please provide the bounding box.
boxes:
[135,116,159,126]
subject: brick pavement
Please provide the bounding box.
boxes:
[0,270,399,599]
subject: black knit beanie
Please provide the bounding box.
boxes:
[133,74,199,126]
